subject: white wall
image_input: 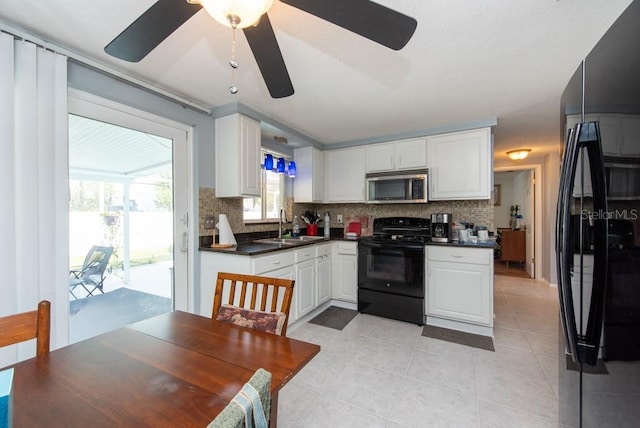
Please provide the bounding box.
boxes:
[513,170,529,225]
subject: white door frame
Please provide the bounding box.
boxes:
[68,89,195,312]
[494,164,543,280]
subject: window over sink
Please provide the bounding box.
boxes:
[243,149,286,222]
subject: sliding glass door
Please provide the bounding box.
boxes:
[67,92,191,343]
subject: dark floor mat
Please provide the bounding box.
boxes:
[422,325,495,352]
[309,306,358,330]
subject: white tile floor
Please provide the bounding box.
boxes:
[280,275,561,427]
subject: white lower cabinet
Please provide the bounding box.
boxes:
[333,241,358,303]
[200,242,336,329]
[316,243,332,304]
[261,264,297,323]
[199,249,297,320]
[295,247,317,320]
[426,246,494,335]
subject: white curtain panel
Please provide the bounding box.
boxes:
[0,33,69,367]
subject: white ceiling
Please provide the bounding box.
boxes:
[0,0,633,162]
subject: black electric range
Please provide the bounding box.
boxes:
[357,217,431,325]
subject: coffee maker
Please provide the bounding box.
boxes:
[431,213,452,243]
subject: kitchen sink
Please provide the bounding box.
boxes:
[253,238,297,246]
[285,236,327,241]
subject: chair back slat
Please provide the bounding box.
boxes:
[212,272,295,337]
[0,300,51,356]
[227,280,237,306]
[239,281,248,308]
[260,284,276,312]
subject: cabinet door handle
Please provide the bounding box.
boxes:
[450,255,463,259]
[272,260,281,265]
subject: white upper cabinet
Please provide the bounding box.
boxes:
[215,113,261,198]
[365,138,427,173]
[396,138,428,170]
[294,146,324,202]
[366,143,395,172]
[325,147,365,202]
[426,127,492,200]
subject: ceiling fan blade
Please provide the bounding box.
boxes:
[243,14,294,99]
[105,0,202,62]
[280,0,417,50]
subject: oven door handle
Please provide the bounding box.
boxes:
[373,248,407,257]
[360,243,424,254]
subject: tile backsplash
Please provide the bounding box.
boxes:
[199,187,494,237]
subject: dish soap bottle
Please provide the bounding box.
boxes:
[324,212,331,238]
[293,216,300,237]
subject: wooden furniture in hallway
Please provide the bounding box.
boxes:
[499,229,526,266]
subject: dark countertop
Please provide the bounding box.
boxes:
[198,227,346,256]
[426,240,498,249]
[200,237,497,256]
[199,238,332,256]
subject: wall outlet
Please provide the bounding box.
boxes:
[204,215,216,229]
[337,214,343,224]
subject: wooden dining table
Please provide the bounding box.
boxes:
[9,310,320,427]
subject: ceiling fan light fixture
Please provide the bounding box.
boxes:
[194,0,274,28]
[507,149,532,160]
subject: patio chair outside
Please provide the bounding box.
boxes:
[69,246,113,300]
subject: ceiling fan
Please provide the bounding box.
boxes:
[104,0,417,99]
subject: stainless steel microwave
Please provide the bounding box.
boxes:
[365,169,428,203]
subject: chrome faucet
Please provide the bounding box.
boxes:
[278,208,288,238]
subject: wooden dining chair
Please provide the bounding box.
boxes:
[213,272,295,337]
[207,368,272,428]
[0,300,51,356]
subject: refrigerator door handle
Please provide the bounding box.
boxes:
[557,125,580,361]
[556,122,608,366]
[578,122,608,365]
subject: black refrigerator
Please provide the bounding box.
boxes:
[557,1,640,427]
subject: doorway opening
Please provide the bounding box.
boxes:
[494,165,542,279]
[67,92,191,343]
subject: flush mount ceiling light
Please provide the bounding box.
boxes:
[507,149,531,160]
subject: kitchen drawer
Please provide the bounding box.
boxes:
[427,246,491,265]
[316,243,332,258]
[253,250,295,274]
[295,247,316,263]
[335,241,357,255]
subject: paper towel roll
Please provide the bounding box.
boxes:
[217,214,237,246]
